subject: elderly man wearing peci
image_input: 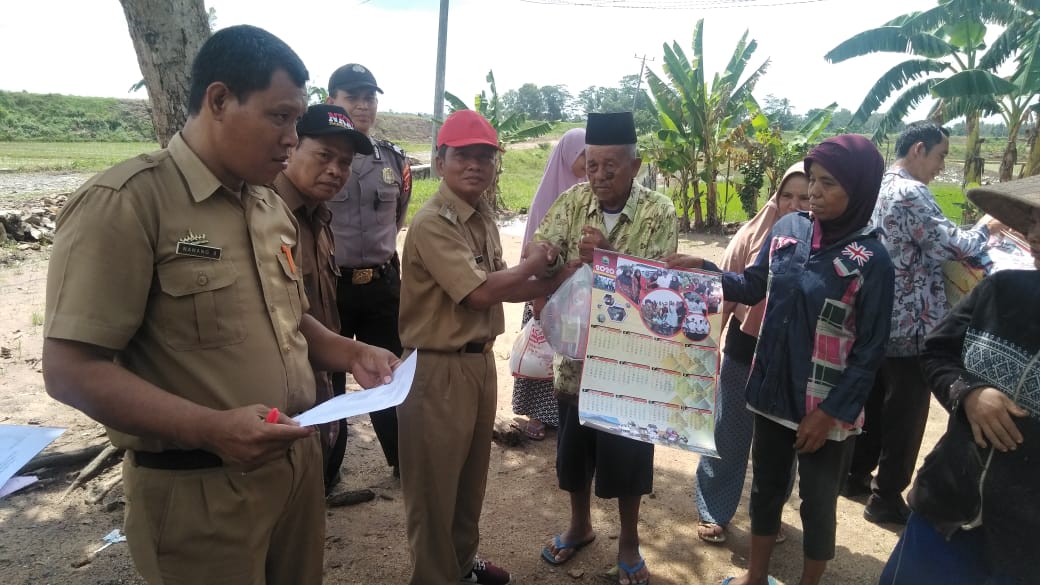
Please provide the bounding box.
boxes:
[536,111,678,585]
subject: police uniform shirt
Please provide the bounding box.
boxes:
[45,133,316,452]
[399,182,505,351]
[328,138,412,268]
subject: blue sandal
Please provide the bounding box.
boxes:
[618,555,649,585]
[541,533,595,565]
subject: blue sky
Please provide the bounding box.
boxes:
[2,0,946,118]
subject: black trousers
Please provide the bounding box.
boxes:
[847,356,932,498]
[331,259,402,470]
[749,415,854,561]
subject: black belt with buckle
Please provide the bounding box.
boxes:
[461,341,494,354]
[133,449,223,470]
[342,259,394,285]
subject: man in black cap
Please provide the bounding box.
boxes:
[534,112,678,585]
[271,104,372,491]
[325,63,411,478]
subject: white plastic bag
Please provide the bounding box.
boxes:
[509,319,554,380]
[541,264,592,360]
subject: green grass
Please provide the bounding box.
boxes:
[932,182,973,224]
[0,141,158,172]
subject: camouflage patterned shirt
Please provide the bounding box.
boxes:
[535,180,678,396]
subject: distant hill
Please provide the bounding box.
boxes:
[0,90,155,142]
[0,90,434,144]
[371,113,433,144]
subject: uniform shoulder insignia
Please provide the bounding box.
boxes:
[378,139,406,158]
[438,204,458,224]
[93,151,166,190]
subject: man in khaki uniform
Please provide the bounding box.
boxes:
[272,103,373,491]
[42,26,397,585]
[397,110,576,585]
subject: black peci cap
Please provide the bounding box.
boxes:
[585,112,637,146]
[296,104,374,155]
[327,63,383,95]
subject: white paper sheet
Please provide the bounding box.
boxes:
[294,351,417,427]
[0,425,65,494]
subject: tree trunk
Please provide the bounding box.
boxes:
[691,180,704,230]
[999,139,1017,183]
[962,112,983,187]
[119,0,210,147]
[1024,115,1040,178]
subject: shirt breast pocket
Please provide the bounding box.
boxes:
[156,259,245,350]
[277,250,305,321]
[376,183,398,224]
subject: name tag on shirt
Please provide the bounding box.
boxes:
[175,241,222,260]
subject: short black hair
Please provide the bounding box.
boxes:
[895,121,950,158]
[437,144,449,159]
[187,25,309,115]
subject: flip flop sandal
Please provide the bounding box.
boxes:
[541,533,596,565]
[721,577,781,585]
[525,420,546,441]
[697,522,727,544]
[617,555,650,585]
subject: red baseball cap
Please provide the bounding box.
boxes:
[437,110,503,150]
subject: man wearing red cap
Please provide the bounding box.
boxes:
[397,110,577,585]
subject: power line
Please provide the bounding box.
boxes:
[518,0,834,8]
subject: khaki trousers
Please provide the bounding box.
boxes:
[398,350,497,585]
[122,435,325,585]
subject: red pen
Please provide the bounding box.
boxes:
[264,408,280,424]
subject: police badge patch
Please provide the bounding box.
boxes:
[382,167,395,184]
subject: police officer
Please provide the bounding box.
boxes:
[41,26,397,585]
[326,63,410,477]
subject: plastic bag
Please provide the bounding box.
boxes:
[509,319,554,380]
[540,264,592,360]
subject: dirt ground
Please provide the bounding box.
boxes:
[0,205,949,585]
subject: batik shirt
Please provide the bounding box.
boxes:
[535,180,678,396]
[871,167,989,356]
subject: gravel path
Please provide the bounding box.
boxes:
[0,171,93,205]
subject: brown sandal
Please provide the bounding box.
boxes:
[697,522,726,544]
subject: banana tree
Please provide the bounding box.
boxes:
[930,4,1040,181]
[825,0,1021,186]
[444,70,554,210]
[646,18,769,230]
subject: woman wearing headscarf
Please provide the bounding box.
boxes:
[514,128,586,439]
[694,162,810,544]
[668,134,893,585]
[880,176,1040,585]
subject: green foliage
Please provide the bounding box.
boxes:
[737,144,766,218]
[444,70,554,144]
[0,90,155,142]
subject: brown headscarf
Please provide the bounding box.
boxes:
[721,162,807,337]
[804,134,885,246]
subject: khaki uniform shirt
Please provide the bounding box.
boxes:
[328,138,412,267]
[399,182,505,351]
[45,133,316,452]
[535,180,679,396]
[273,172,339,404]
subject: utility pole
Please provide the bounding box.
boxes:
[631,53,653,111]
[431,0,449,177]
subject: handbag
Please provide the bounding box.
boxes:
[908,350,1040,539]
[509,319,554,380]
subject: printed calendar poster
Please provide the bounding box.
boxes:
[578,250,723,457]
